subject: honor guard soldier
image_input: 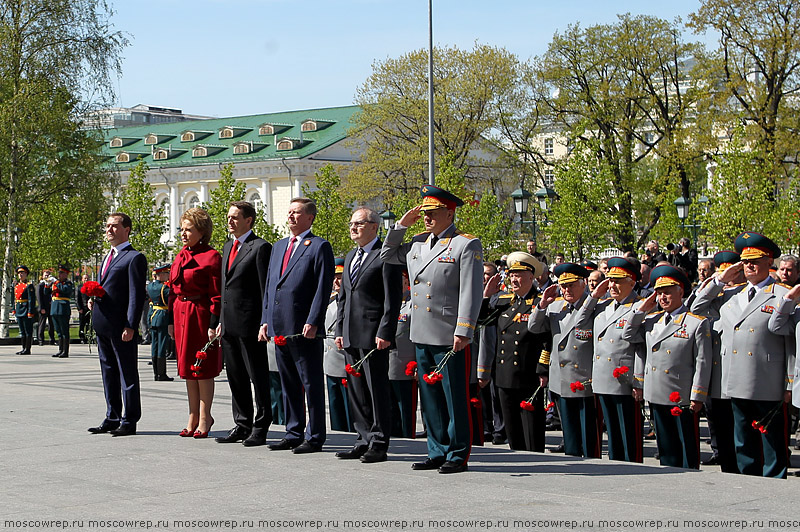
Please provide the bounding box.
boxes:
[578,257,645,462]
[50,264,75,359]
[14,265,37,355]
[623,265,711,469]
[690,251,742,472]
[702,232,795,479]
[528,263,601,458]
[480,252,551,452]
[147,264,173,381]
[381,184,484,474]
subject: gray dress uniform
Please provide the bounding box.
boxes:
[578,292,644,462]
[388,299,416,438]
[528,291,601,457]
[692,277,794,478]
[324,293,351,432]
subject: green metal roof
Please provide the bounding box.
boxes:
[99,105,361,169]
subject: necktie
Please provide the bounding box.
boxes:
[350,247,364,285]
[228,239,240,270]
[430,234,439,249]
[281,237,297,274]
[748,287,756,302]
[102,249,116,277]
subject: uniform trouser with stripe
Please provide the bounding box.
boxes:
[652,403,699,469]
[17,316,33,337]
[558,395,601,458]
[731,398,788,479]
[598,394,643,462]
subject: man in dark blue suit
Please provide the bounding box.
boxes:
[259,197,334,453]
[88,213,147,437]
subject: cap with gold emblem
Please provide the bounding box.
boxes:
[713,251,740,272]
[16,265,29,274]
[580,260,598,271]
[734,232,780,261]
[553,263,589,285]
[506,251,545,277]
[651,264,690,293]
[152,263,171,273]
[605,257,640,281]
[58,263,71,273]
[334,257,345,275]
[418,184,464,212]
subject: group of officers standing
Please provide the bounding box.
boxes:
[10,183,799,479]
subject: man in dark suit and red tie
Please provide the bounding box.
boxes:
[88,213,147,437]
[334,207,403,463]
[258,197,334,454]
[215,201,273,447]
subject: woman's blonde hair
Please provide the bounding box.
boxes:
[180,207,213,245]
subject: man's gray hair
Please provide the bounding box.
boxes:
[779,254,798,266]
[354,206,380,224]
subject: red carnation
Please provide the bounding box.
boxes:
[570,381,585,393]
[345,364,361,377]
[669,391,681,403]
[520,401,535,411]
[423,373,442,385]
[758,425,768,434]
[404,361,418,376]
[192,372,200,378]
[274,335,287,346]
[547,402,555,410]
[751,420,761,431]
[613,366,630,378]
[81,281,106,297]
[341,378,348,388]
[195,351,207,360]
[670,406,683,417]
[470,397,481,407]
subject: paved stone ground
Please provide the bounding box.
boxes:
[1,343,798,532]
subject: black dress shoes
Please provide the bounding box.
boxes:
[242,434,267,447]
[268,438,302,451]
[492,435,508,445]
[215,427,249,444]
[701,454,720,466]
[110,425,136,437]
[411,457,445,471]
[87,421,120,434]
[438,461,468,474]
[549,443,565,453]
[360,448,387,463]
[292,441,322,454]
[336,446,368,459]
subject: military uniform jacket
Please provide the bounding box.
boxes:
[50,280,74,317]
[688,282,729,399]
[381,223,483,346]
[146,280,170,328]
[578,292,643,396]
[14,282,36,317]
[693,277,794,401]
[389,299,415,381]
[528,291,595,397]
[622,306,711,405]
[479,290,550,389]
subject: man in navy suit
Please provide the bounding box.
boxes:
[88,213,148,436]
[334,207,403,463]
[215,201,273,447]
[259,197,334,453]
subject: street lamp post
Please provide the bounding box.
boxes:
[511,186,533,244]
[380,210,396,238]
[674,194,708,250]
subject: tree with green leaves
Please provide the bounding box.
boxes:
[115,161,169,265]
[0,0,127,336]
[303,164,353,257]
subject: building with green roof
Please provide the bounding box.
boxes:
[99,105,361,239]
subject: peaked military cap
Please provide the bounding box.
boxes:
[152,263,171,273]
[713,251,740,272]
[554,262,588,285]
[735,231,780,260]
[334,257,345,274]
[651,264,690,293]
[606,257,640,281]
[580,260,598,271]
[58,263,71,273]
[16,265,29,273]
[419,184,464,211]
[506,251,545,277]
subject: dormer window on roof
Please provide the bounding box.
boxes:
[144,133,176,145]
[276,137,310,151]
[258,123,292,136]
[109,137,139,149]
[152,146,187,161]
[218,126,252,139]
[233,141,268,155]
[191,145,227,158]
[180,130,213,142]
[114,151,149,163]
[300,119,334,132]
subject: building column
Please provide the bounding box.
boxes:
[169,184,178,243]
[199,182,208,204]
[261,179,271,225]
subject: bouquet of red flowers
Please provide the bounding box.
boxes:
[520,384,549,411]
[612,366,630,379]
[569,379,591,393]
[750,401,785,435]
[191,337,218,378]
[404,361,418,376]
[80,281,106,297]
[344,347,379,378]
[422,349,455,385]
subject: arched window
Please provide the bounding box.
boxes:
[144,134,158,145]
[153,149,168,160]
[181,131,195,142]
[248,192,263,211]
[110,137,123,148]
[186,195,200,210]
[259,125,274,135]
[192,146,207,157]
[115,152,130,163]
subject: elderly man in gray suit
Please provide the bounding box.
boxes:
[693,232,793,478]
[381,185,483,474]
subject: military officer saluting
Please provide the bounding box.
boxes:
[622,265,711,469]
[578,257,644,462]
[381,184,484,474]
[480,252,551,452]
[147,264,173,381]
[528,262,601,458]
[694,233,794,478]
[14,265,37,355]
[50,264,74,359]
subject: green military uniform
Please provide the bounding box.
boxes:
[50,265,74,359]
[147,264,173,381]
[14,265,37,355]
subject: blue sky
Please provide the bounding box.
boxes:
[111,0,712,118]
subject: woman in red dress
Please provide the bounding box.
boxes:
[168,208,222,438]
